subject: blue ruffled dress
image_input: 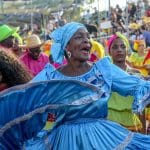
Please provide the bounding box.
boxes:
[1,57,150,149]
[0,80,101,149]
[25,57,150,149]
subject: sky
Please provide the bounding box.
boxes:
[91,0,138,11]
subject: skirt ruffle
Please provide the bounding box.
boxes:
[25,119,150,150]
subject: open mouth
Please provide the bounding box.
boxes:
[80,46,90,55]
[116,54,125,59]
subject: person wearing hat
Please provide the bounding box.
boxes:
[107,32,144,133]
[127,39,150,77]
[0,25,17,50]
[0,24,23,57]
[19,34,49,76]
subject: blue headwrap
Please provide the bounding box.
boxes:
[50,22,86,64]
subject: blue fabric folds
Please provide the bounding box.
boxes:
[50,42,63,65]
[33,57,150,114]
[50,22,85,64]
[0,80,101,149]
[26,119,150,150]
[27,57,150,150]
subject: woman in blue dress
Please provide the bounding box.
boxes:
[1,22,150,149]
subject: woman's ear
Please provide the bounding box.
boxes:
[64,44,72,59]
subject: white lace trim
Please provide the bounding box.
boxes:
[114,132,134,150]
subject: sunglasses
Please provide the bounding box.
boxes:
[29,47,41,53]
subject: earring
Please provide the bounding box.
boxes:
[67,51,71,58]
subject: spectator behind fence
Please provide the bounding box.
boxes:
[0,24,22,57]
[128,40,149,77]
[19,34,49,76]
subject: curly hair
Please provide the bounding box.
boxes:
[0,49,32,87]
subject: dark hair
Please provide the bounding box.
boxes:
[84,24,98,34]
[141,25,146,30]
[0,49,32,87]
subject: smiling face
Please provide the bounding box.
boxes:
[109,38,127,63]
[66,28,92,62]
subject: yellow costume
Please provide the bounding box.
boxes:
[90,39,105,62]
[128,40,148,76]
[42,40,52,56]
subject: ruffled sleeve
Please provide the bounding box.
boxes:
[96,57,150,113]
[110,62,150,113]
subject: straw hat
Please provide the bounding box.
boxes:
[142,16,150,24]
[20,34,43,49]
[0,25,17,42]
[129,23,141,30]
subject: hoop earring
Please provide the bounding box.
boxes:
[67,51,71,58]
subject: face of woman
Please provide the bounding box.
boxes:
[66,28,91,62]
[109,38,127,62]
[138,44,145,52]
